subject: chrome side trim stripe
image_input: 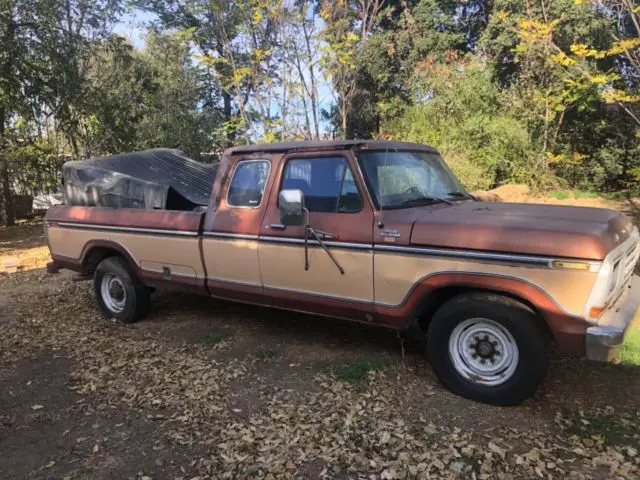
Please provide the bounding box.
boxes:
[57,222,199,237]
[207,276,262,288]
[259,236,373,251]
[203,232,259,240]
[141,268,199,280]
[374,244,594,269]
[206,276,372,303]
[266,284,372,304]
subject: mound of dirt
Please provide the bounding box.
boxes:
[472,190,501,202]
[472,184,530,202]
[491,184,531,202]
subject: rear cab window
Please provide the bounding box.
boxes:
[227,160,271,208]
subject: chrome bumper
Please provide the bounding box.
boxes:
[586,275,640,362]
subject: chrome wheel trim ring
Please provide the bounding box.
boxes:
[101,273,127,314]
[448,318,519,386]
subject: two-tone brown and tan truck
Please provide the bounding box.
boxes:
[45,140,640,405]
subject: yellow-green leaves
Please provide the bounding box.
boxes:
[607,38,640,56]
[517,19,559,44]
[569,43,606,59]
[551,51,576,67]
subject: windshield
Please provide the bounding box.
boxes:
[356,150,469,209]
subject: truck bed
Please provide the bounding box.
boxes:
[62,149,218,210]
[46,205,208,293]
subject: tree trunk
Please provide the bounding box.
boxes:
[0,159,14,226]
[222,90,234,146]
[0,7,16,225]
[0,183,5,225]
[68,132,80,158]
[0,111,13,225]
[0,107,14,226]
[341,97,348,140]
[303,21,320,140]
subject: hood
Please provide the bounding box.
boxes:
[408,202,634,260]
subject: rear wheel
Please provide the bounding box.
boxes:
[427,293,550,405]
[93,256,150,323]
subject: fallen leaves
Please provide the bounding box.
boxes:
[488,441,507,460]
[1,268,639,480]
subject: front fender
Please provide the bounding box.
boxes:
[374,271,589,356]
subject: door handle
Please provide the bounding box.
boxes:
[270,223,286,230]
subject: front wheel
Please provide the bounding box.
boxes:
[93,256,150,323]
[427,293,550,405]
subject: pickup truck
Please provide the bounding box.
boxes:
[45,140,640,405]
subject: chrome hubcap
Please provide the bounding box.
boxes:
[449,318,519,386]
[101,273,126,314]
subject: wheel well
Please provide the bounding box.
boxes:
[414,286,552,339]
[83,247,122,275]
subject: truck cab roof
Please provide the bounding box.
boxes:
[224,140,439,156]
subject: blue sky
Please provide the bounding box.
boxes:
[113,9,154,49]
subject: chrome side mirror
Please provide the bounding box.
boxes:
[278,189,305,226]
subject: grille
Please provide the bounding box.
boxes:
[623,241,639,284]
[609,238,640,303]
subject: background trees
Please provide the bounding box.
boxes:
[0,0,639,225]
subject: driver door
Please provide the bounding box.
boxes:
[258,151,376,322]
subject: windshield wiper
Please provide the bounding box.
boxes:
[394,195,454,208]
[447,191,476,200]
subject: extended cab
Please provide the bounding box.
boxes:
[45,140,640,405]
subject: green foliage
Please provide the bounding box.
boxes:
[383,57,536,190]
[7,142,66,195]
[558,407,640,446]
[135,32,222,158]
[255,348,279,359]
[203,333,233,345]
[328,357,391,384]
[620,328,640,367]
[572,189,598,199]
[549,191,569,200]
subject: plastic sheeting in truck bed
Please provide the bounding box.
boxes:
[62,149,218,210]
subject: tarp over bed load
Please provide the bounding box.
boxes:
[62,149,218,210]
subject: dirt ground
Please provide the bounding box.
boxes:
[1,203,640,479]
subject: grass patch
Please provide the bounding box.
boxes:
[620,328,640,367]
[203,333,232,346]
[558,408,640,446]
[572,189,599,199]
[328,358,391,384]
[601,190,635,201]
[549,190,569,200]
[255,348,279,360]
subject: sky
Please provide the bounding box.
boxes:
[113,9,154,49]
[113,9,334,138]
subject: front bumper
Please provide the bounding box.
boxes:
[586,275,640,361]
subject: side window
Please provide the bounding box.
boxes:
[227,160,270,208]
[338,167,363,212]
[281,157,362,213]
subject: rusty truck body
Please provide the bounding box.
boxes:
[45,141,640,405]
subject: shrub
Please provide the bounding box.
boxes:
[549,191,569,200]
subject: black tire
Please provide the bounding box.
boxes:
[93,256,150,323]
[427,293,550,406]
